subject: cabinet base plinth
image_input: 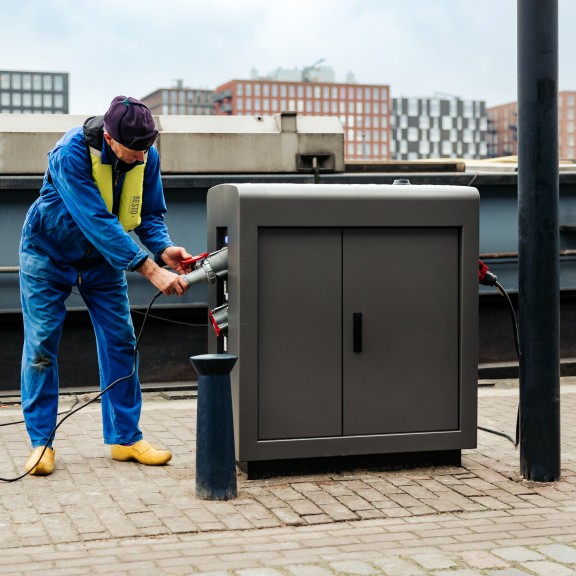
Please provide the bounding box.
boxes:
[237,450,461,480]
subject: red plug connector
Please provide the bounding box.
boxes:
[478,259,498,286]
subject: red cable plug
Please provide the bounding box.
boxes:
[479,259,498,286]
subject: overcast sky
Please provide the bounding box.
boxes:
[3,0,575,114]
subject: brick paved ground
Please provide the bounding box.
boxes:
[1,378,576,575]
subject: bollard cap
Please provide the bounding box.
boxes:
[190,354,238,376]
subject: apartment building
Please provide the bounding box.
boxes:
[141,81,214,116]
[485,101,518,158]
[559,91,576,159]
[391,96,489,160]
[214,74,391,160]
[487,91,576,160]
[0,70,68,114]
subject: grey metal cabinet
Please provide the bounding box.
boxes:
[206,183,479,470]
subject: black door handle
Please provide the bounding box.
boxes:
[353,312,362,352]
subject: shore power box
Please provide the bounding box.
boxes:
[206,183,479,474]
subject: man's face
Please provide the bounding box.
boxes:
[103,132,146,164]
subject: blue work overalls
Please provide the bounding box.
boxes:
[19,118,174,448]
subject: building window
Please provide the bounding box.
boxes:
[297,85,304,98]
[430,127,440,142]
[43,75,52,91]
[33,94,42,107]
[272,84,278,97]
[407,127,418,141]
[442,141,453,155]
[430,99,440,117]
[262,84,269,97]
[419,116,430,129]
[0,73,9,89]
[442,116,453,130]
[419,140,430,155]
[463,100,473,118]
[408,99,418,116]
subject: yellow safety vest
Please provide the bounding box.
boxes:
[89,147,145,232]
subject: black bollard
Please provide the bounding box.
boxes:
[190,353,238,500]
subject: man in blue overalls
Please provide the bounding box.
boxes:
[20,96,192,475]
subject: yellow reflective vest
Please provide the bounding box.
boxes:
[89,146,144,232]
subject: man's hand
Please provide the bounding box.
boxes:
[137,257,189,296]
[160,246,194,273]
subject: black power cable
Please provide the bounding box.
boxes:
[0,290,162,483]
[478,261,521,447]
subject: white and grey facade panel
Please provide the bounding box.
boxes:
[391,97,488,160]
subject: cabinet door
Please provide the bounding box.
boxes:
[258,228,343,440]
[342,228,460,436]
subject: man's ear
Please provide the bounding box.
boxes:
[103,132,113,145]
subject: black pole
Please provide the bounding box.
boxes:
[517,0,561,481]
[190,353,238,499]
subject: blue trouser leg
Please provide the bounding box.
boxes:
[78,275,143,445]
[20,271,71,448]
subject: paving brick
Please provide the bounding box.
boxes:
[520,561,576,575]
[492,546,546,562]
[535,543,576,563]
